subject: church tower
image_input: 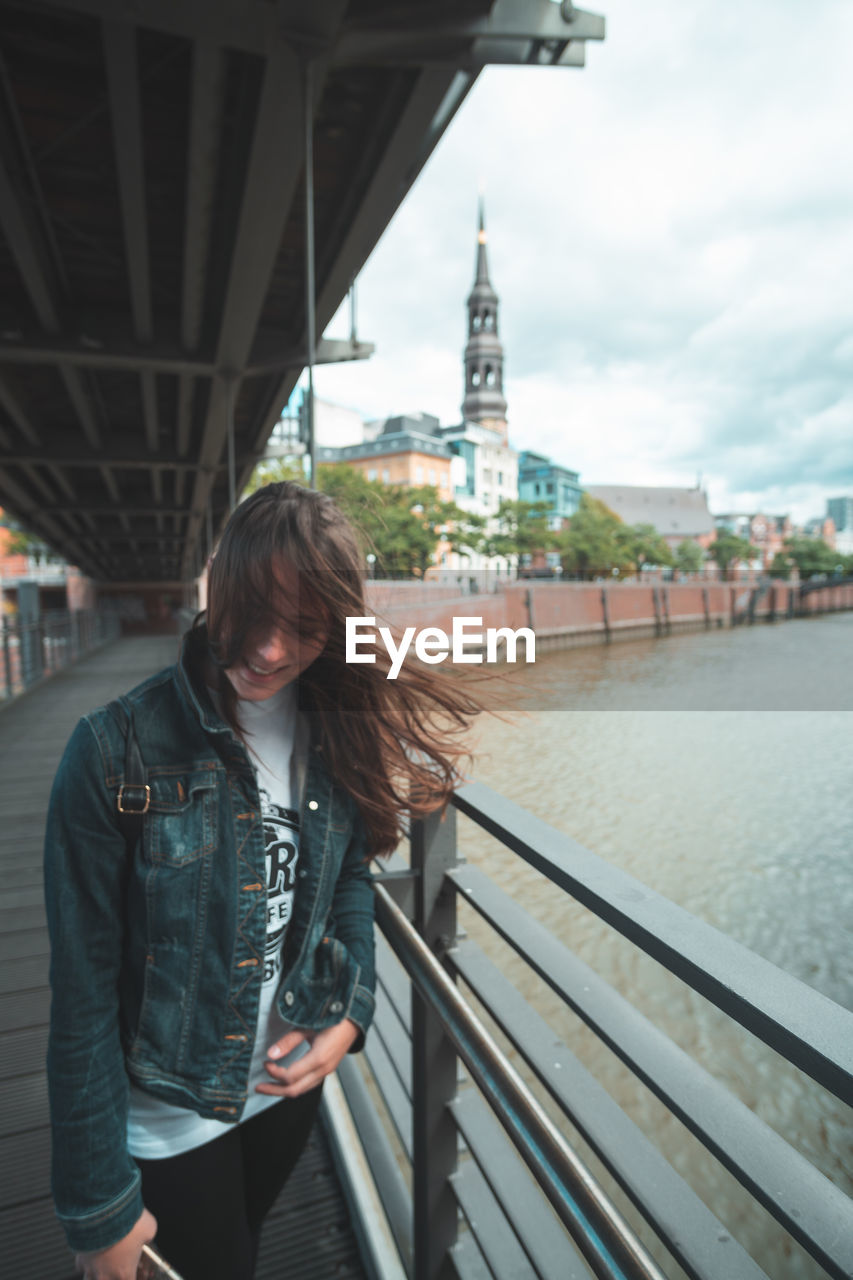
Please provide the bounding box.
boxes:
[462,200,508,443]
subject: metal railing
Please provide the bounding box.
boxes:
[1,609,121,701]
[338,785,853,1280]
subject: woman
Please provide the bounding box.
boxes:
[44,482,479,1280]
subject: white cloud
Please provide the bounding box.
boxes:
[312,0,853,525]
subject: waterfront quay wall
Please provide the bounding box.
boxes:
[365,579,853,654]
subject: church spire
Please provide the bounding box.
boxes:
[462,200,508,438]
[475,197,491,285]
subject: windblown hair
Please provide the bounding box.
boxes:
[201,481,482,857]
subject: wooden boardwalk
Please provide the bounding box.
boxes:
[0,635,366,1280]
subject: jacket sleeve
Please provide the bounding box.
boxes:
[43,714,145,1253]
[330,812,376,1050]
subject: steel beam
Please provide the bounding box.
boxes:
[141,370,158,453]
[0,152,60,330]
[0,374,40,446]
[103,20,152,342]
[2,0,319,59]
[0,466,91,567]
[334,1,605,65]
[183,42,224,354]
[0,334,217,375]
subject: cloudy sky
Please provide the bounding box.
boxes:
[313,0,853,525]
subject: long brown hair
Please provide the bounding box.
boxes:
[202,481,482,857]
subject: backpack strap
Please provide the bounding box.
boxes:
[111,695,149,856]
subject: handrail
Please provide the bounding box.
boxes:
[342,792,852,1278]
[452,781,853,1104]
[374,882,668,1280]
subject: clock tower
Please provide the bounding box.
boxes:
[462,200,508,442]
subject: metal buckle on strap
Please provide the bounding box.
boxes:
[117,784,151,814]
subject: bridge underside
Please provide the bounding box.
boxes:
[0,0,603,585]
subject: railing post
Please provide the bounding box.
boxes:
[411,806,459,1280]
[2,620,12,699]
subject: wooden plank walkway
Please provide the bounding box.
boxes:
[0,635,367,1280]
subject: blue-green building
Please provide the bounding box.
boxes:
[518,451,582,527]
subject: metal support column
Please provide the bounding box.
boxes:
[303,60,317,489]
[226,380,236,512]
[411,806,459,1280]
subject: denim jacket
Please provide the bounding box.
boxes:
[43,629,376,1253]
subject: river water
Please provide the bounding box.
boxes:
[458,610,853,1278]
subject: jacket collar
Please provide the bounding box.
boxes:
[175,624,233,736]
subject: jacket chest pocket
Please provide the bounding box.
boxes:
[144,769,219,865]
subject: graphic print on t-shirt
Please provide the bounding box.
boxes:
[259,786,300,985]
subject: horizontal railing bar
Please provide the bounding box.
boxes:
[374,884,668,1280]
[449,1231,495,1280]
[450,863,853,1280]
[373,985,413,1098]
[363,1030,412,1162]
[337,1056,414,1278]
[452,782,853,1105]
[452,1090,595,1280]
[377,932,413,1032]
[452,1158,547,1280]
[450,936,768,1280]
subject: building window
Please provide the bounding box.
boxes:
[498,471,503,486]
[382,469,390,483]
[534,482,540,496]
[484,312,494,330]
[368,469,377,482]
[471,369,480,387]
[485,365,495,387]
[472,314,481,332]
[416,466,424,483]
[429,469,436,485]
[546,482,554,495]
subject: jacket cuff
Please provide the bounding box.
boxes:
[345,981,376,1054]
[58,1170,144,1255]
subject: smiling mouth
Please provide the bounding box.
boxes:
[244,659,287,677]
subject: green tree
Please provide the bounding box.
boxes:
[482,498,552,571]
[706,531,755,580]
[243,455,305,495]
[0,515,49,561]
[779,535,840,580]
[768,548,793,579]
[445,509,487,563]
[554,494,630,580]
[314,467,454,577]
[615,522,674,575]
[674,539,706,574]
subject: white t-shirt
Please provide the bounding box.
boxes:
[127,683,304,1158]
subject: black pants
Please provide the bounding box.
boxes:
[134,1086,323,1280]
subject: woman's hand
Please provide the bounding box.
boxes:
[74,1208,157,1280]
[257,1020,359,1098]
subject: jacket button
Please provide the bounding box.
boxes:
[330,1001,343,1014]
[284,991,295,1006]
[308,800,319,810]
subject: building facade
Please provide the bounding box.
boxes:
[316,413,455,499]
[518,451,582,527]
[587,484,716,551]
[827,496,853,536]
[714,512,793,568]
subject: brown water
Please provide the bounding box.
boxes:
[459,611,853,1278]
